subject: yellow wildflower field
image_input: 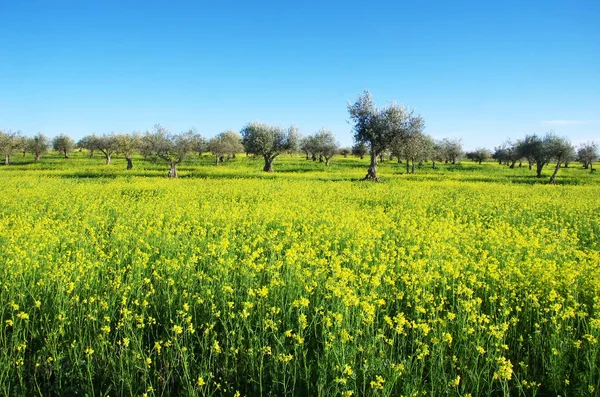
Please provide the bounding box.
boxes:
[0,156,599,396]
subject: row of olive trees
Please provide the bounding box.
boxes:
[0,131,76,164]
[490,134,598,183]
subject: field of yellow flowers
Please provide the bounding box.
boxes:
[0,154,599,396]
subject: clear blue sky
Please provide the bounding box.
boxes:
[1,0,598,149]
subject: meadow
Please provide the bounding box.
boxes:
[1,152,599,396]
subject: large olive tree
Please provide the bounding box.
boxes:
[348,90,423,180]
[241,122,299,172]
[577,142,598,172]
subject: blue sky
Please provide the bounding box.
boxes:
[1,0,598,149]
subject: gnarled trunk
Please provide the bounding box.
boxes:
[365,152,379,181]
[536,162,544,178]
[325,157,331,166]
[89,149,94,158]
[263,155,274,172]
[549,162,561,184]
[126,157,133,170]
[168,161,178,178]
[35,152,41,162]
[63,150,69,159]
[105,155,111,165]
[4,155,9,165]
[509,159,517,168]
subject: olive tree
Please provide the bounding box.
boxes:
[53,134,75,158]
[577,142,598,172]
[240,122,299,172]
[439,138,463,164]
[26,133,50,161]
[0,130,23,165]
[348,90,423,180]
[96,133,119,164]
[515,135,543,172]
[546,134,575,184]
[308,129,339,166]
[207,130,244,165]
[339,147,351,158]
[78,134,101,158]
[470,148,491,164]
[116,132,140,170]
[141,124,199,178]
[352,142,368,159]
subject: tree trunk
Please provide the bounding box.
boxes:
[590,161,594,173]
[263,156,274,172]
[411,161,415,174]
[219,155,225,163]
[23,151,27,157]
[432,161,436,169]
[379,153,384,162]
[583,161,589,169]
[35,152,41,162]
[126,157,133,170]
[319,154,323,163]
[89,149,94,158]
[215,155,220,166]
[311,153,316,161]
[4,155,8,165]
[360,154,364,160]
[519,162,522,168]
[536,162,544,178]
[305,153,309,160]
[509,159,517,168]
[168,162,178,178]
[549,162,561,184]
[406,159,410,174]
[105,155,111,165]
[564,161,569,168]
[365,152,379,181]
[528,161,533,171]
[64,150,69,159]
[397,157,402,164]
[325,157,330,166]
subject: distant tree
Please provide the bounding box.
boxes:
[299,137,312,160]
[52,134,75,159]
[78,134,101,158]
[515,135,543,172]
[26,133,50,161]
[241,122,299,172]
[311,129,339,166]
[440,138,463,164]
[141,124,199,178]
[577,142,598,172]
[0,130,23,165]
[96,133,119,164]
[471,148,491,164]
[431,140,444,169]
[492,143,510,165]
[348,90,422,180]
[339,147,351,158]
[352,142,368,159]
[390,129,430,174]
[116,132,141,170]
[546,134,575,184]
[207,130,244,165]
[191,134,207,157]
